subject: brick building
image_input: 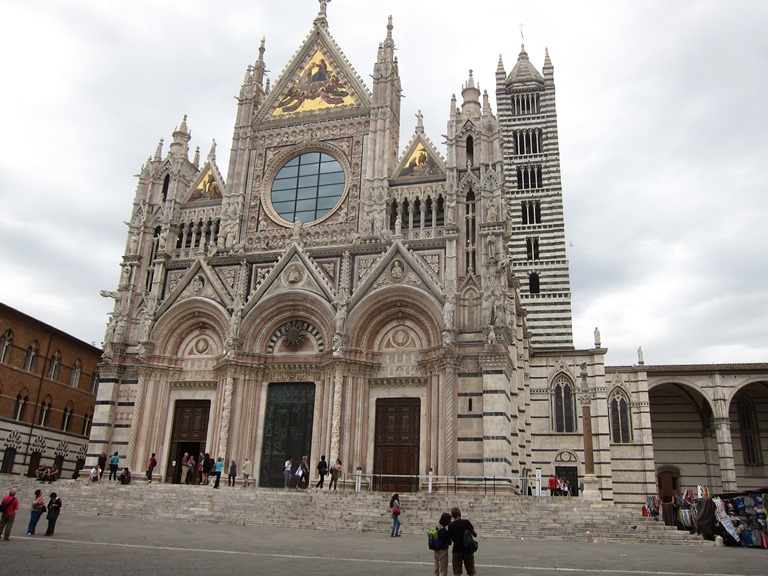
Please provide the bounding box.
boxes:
[0,303,101,478]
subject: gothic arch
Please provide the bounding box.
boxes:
[153,298,229,357]
[240,292,334,355]
[347,286,441,351]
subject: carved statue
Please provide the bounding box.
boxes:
[334,300,348,333]
[637,346,644,364]
[487,198,498,221]
[594,327,601,347]
[442,298,455,330]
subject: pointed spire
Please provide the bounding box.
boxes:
[193,146,200,168]
[379,15,396,62]
[482,90,491,115]
[543,48,554,78]
[169,114,191,159]
[461,70,481,120]
[450,94,457,121]
[314,0,330,29]
[208,139,217,162]
[254,37,267,86]
[154,138,164,161]
[496,54,506,78]
[178,114,189,135]
[505,44,544,88]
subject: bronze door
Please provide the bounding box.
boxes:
[373,398,420,493]
[259,382,315,488]
[166,400,210,483]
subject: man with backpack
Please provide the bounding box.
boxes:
[446,506,478,576]
[0,489,20,540]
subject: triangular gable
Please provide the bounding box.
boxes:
[393,134,445,181]
[244,242,337,315]
[184,163,225,204]
[157,258,232,317]
[350,240,444,308]
[257,24,372,123]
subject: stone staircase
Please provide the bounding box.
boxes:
[3,475,703,545]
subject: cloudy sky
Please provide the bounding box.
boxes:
[1,0,766,366]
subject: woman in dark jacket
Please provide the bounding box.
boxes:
[44,492,62,536]
[202,453,214,485]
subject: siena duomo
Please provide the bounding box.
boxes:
[91,1,768,505]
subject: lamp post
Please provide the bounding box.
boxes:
[579,361,601,500]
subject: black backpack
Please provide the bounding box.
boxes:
[463,528,478,553]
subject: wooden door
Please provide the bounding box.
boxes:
[166,400,210,483]
[373,398,420,493]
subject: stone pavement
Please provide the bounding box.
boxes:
[1,514,765,576]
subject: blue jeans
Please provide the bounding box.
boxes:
[27,510,43,534]
[391,513,400,536]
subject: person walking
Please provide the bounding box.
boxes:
[98,452,108,480]
[27,489,46,536]
[44,492,62,536]
[197,452,206,484]
[146,452,157,483]
[228,459,237,487]
[298,455,310,490]
[186,454,196,485]
[432,512,452,576]
[0,489,20,540]
[241,457,253,488]
[181,452,189,484]
[315,455,328,489]
[201,453,213,485]
[446,506,478,576]
[212,456,225,488]
[548,473,559,496]
[108,451,120,481]
[283,457,293,489]
[389,493,402,537]
[328,458,341,490]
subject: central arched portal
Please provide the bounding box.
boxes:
[259,382,315,487]
[373,397,420,493]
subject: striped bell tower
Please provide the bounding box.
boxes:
[496,45,573,348]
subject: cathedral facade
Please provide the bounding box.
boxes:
[91,4,768,505]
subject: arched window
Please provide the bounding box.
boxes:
[24,341,39,373]
[738,395,763,466]
[14,394,28,421]
[609,390,632,443]
[38,401,51,427]
[466,135,474,166]
[61,403,74,432]
[465,189,477,274]
[91,371,100,394]
[161,173,170,202]
[529,272,540,294]
[82,410,93,436]
[0,329,12,363]
[70,359,82,388]
[48,350,62,380]
[552,375,575,433]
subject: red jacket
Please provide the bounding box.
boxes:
[1,495,19,517]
